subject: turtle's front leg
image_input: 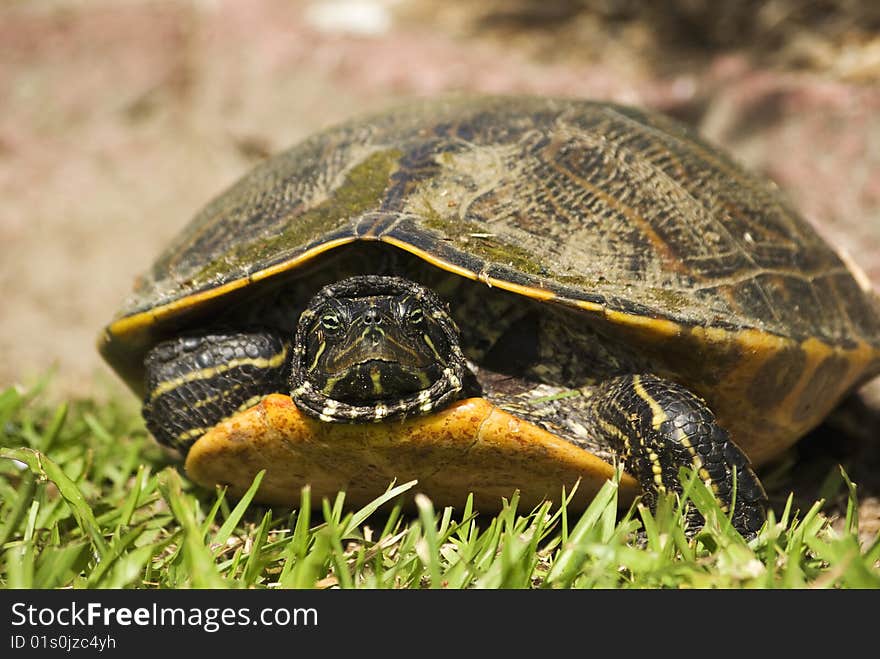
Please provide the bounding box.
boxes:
[589,374,767,536]
[142,330,290,453]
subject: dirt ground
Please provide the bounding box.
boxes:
[2,0,879,541]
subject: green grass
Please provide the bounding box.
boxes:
[1,380,878,589]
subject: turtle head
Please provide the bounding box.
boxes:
[291,275,468,422]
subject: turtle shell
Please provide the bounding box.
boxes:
[101,96,880,471]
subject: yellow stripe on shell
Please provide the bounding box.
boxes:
[102,231,880,466]
[105,232,878,380]
[379,236,563,304]
[105,237,357,339]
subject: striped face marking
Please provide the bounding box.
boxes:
[370,366,384,395]
[291,275,469,423]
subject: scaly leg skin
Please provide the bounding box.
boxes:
[142,330,290,453]
[588,374,767,537]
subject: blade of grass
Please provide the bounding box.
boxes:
[222,545,245,581]
[6,499,42,589]
[342,480,417,537]
[0,447,107,555]
[545,477,619,587]
[157,469,226,588]
[212,469,265,547]
[805,533,880,588]
[454,493,475,544]
[34,541,90,588]
[201,491,227,541]
[278,486,314,588]
[295,529,332,588]
[328,491,346,523]
[104,543,159,589]
[37,403,68,453]
[379,500,404,540]
[324,517,354,589]
[242,510,272,586]
[118,464,152,529]
[415,494,442,588]
[0,472,36,547]
[0,385,25,429]
[839,466,859,536]
[83,412,115,448]
[86,525,149,587]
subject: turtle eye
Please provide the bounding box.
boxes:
[403,305,425,335]
[407,307,424,326]
[320,313,342,333]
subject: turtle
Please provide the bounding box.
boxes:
[98,95,880,536]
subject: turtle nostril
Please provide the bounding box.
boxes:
[363,308,381,325]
